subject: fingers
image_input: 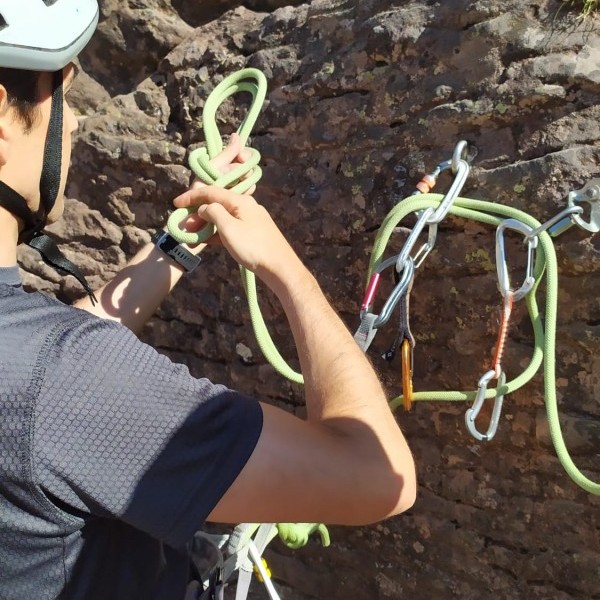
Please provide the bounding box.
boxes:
[173,134,257,207]
[174,186,255,212]
[196,202,237,237]
[209,132,242,170]
[190,176,206,190]
[238,146,253,163]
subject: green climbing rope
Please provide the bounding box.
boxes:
[276,523,331,549]
[168,68,303,384]
[368,193,599,495]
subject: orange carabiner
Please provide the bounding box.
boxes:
[401,339,413,411]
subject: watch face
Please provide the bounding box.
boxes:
[152,231,200,272]
[161,234,179,252]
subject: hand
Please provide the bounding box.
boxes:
[189,132,256,194]
[172,186,302,286]
[173,133,256,243]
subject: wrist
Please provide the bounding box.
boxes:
[262,258,319,303]
[151,230,201,272]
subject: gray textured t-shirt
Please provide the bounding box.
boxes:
[0,266,263,600]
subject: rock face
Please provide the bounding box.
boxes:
[22,0,599,598]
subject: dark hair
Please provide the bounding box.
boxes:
[0,68,42,132]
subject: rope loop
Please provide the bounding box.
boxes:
[166,68,304,384]
[367,194,598,494]
[167,68,267,245]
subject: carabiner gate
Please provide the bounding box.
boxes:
[359,256,399,318]
[495,218,538,301]
[372,257,415,329]
[394,207,438,273]
[465,370,506,442]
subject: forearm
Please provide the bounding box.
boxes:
[74,240,204,334]
[260,258,416,516]
[271,261,387,420]
[171,186,416,521]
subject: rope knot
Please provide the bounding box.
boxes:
[167,68,267,245]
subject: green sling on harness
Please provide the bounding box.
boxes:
[167,68,303,384]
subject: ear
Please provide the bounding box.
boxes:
[0,85,11,167]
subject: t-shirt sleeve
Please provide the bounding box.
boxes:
[33,313,263,548]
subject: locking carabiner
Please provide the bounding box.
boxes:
[495,218,538,301]
[354,256,414,352]
[465,370,506,442]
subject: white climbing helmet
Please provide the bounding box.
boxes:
[0,0,99,71]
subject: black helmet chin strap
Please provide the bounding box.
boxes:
[0,70,96,305]
[39,70,65,218]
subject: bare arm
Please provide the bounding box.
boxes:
[72,239,203,334]
[173,187,417,525]
[74,135,249,334]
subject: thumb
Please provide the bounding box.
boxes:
[197,203,237,236]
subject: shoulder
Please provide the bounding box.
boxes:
[0,286,96,335]
[0,289,102,374]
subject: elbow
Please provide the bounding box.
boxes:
[355,455,418,525]
[382,458,417,520]
[381,440,418,519]
[392,464,417,515]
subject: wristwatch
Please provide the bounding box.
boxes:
[151,230,201,272]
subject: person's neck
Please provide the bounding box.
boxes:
[0,209,20,267]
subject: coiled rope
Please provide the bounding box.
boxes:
[168,68,303,384]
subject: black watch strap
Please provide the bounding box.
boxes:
[151,231,201,272]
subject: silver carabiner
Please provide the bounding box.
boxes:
[495,219,538,301]
[372,257,415,329]
[394,207,438,272]
[465,370,506,442]
[427,140,471,225]
[525,205,584,239]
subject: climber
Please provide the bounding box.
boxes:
[0,1,416,599]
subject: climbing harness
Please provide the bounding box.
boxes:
[167,68,303,384]
[191,523,330,599]
[358,143,599,495]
